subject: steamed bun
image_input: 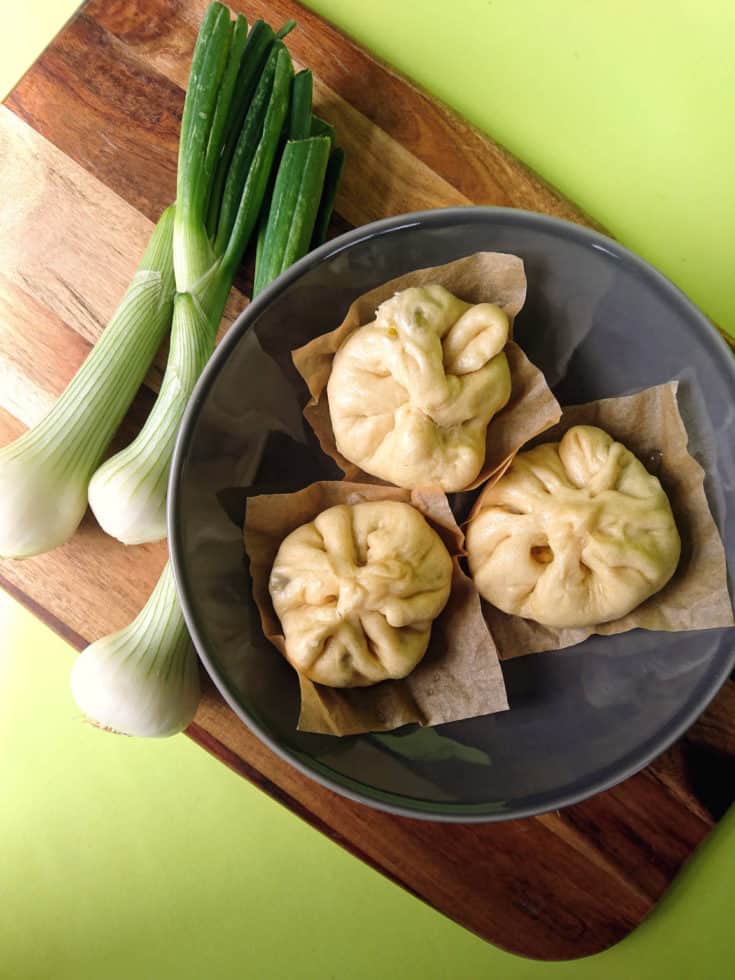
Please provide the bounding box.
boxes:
[326,285,511,491]
[466,425,681,628]
[269,500,452,687]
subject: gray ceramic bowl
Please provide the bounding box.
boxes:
[169,207,735,821]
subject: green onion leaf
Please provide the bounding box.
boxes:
[201,13,249,219]
[309,114,336,148]
[275,19,297,39]
[311,146,345,247]
[205,19,277,238]
[288,69,313,140]
[213,43,280,257]
[221,44,294,277]
[253,135,331,295]
[177,2,232,231]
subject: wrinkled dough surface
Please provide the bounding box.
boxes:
[269,501,453,687]
[466,426,681,628]
[327,285,512,491]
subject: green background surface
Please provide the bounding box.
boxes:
[3,589,735,980]
[305,0,735,341]
[1,1,733,978]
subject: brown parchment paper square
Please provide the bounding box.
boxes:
[473,382,735,659]
[291,252,562,491]
[244,481,509,736]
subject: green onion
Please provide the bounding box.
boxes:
[311,146,345,247]
[70,563,200,737]
[275,19,296,39]
[68,2,346,740]
[205,19,277,238]
[252,68,317,289]
[0,206,176,559]
[288,69,314,139]
[309,114,336,147]
[252,136,331,296]
[201,13,249,221]
[88,31,293,545]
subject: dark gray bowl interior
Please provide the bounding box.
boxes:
[169,207,735,821]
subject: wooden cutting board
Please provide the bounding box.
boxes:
[1,0,733,961]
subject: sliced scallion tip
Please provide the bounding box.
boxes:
[311,145,345,248]
[253,135,331,296]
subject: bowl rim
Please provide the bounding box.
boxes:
[168,204,735,822]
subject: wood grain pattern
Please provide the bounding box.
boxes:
[1,0,733,961]
[186,683,731,957]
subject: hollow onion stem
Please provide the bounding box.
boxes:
[311,146,345,248]
[252,135,331,296]
[206,19,277,238]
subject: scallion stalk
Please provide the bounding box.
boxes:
[252,67,313,284]
[70,3,346,740]
[88,34,293,545]
[205,19,277,238]
[288,69,314,140]
[252,135,331,296]
[309,114,336,147]
[0,206,176,559]
[201,13,249,217]
[70,563,200,737]
[311,146,345,247]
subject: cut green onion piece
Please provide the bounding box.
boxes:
[176,1,232,259]
[252,135,331,296]
[0,206,176,559]
[205,19,277,238]
[71,2,347,742]
[309,114,336,148]
[215,43,292,264]
[311,146,345,247]
[275,19,296,39]
[70,563,200,737]
[254,64,315,279]
[212,43,279,257]
[288,69,313,140]
[201,13,249,217]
